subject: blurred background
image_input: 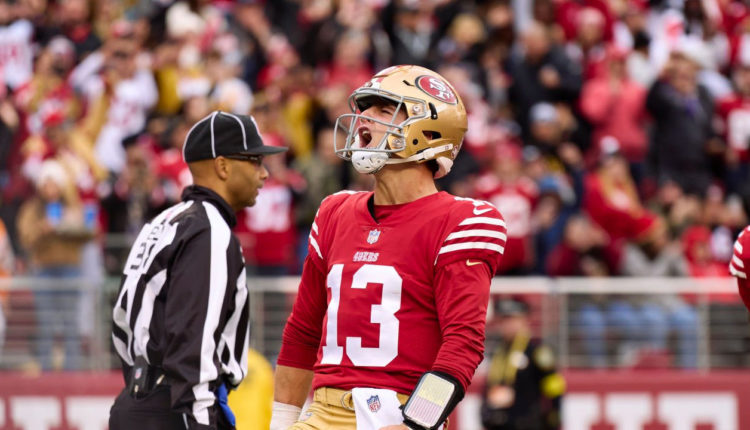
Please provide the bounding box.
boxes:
[1,0,750,429]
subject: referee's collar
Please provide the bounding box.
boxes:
[181,185,237,228]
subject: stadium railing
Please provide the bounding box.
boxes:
[0,276,746,371]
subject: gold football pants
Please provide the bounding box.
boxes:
[289,387,409,430]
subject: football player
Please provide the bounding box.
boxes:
[730,226,750,310]
[270,65,507,430]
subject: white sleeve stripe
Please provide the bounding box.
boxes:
[312,222,319,235]
[733,255,745,268]
[309,235,323,259]
[438,242,505,255]
[445,229,507,242]
[459,217,506,227]
[735,241,743,254]
[730,264,747,279]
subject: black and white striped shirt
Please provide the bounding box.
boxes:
[112,185,249,428]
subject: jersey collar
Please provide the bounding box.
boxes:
[181,185,237,228]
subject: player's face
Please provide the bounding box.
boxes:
[355,99,407,150]
[225,155,268,209]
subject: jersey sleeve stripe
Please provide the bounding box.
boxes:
[309,235,323,259]
[445,229,507,241]
[733,255,745,268]
[438,242,505,255]
[735,241,743,254]
[730,263,747,279]
[459,217,506,227]
[312,222,319,235]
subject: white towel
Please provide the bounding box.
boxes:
[352,388,404,430]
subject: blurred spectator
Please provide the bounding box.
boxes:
[100,137,170,236]
[645,45,719,196]
[716,57,750,196]
[318,29,374,94]
[16,160,93,370]
[70,20,157,175]
[507,21,583,139]
[0,1,34,90]
[583,137,657,242]
[383,1,439,66]
[555,0,614,43]
[546,214,620,277]
[626,26,658,88]
[154,118,192,204]
[14,36,80,136]
[41,0,101,60]
[531,174,578,274]
[207,34,254,115]
[565,7,608,80]
[481,297,564,430]
[474,142,538,274]
[682,224,729,278]
[579,45,648,178]
[620,216,699,368]
[435,12,486,65]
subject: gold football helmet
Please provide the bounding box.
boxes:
[334,65,468,178]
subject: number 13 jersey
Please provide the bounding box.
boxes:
[277,191,507,394]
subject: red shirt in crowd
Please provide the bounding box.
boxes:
[473,172,538,274]
[277,191,506,393]
[716,93,750,162]
[583,172,656,242]
[579,78,648,163]
[234,178,297,270]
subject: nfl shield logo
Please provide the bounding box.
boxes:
[134,368,142,379]
[367,229,381,244]
[367,395,381,413]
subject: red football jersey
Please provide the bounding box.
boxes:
[277,191,507,394]
[730,226,750,311]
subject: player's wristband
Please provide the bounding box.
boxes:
[402,371,464,430]
[269,401,302,430]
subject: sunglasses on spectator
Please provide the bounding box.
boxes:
[112,50,133,59]
[223,154,264,166]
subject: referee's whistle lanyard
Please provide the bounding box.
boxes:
[487,330,530,387]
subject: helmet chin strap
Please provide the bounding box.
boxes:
[385,144,454,165]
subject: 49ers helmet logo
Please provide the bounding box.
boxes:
[415,75,457,104]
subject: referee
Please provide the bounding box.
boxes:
[109,111,286,430]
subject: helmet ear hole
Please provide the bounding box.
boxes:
[423,131,442,140]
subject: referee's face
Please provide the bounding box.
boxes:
[225,154,269,209]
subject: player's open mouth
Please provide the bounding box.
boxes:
[357,127,372,147]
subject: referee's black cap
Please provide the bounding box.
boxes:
[182,111,287,163]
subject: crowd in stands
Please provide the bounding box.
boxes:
[1,0,749,369]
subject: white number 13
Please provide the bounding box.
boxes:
[321,264,402,367]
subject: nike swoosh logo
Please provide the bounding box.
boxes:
[473,207,492,215]
[466,259,483,267]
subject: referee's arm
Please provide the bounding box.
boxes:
[163,225,228,429]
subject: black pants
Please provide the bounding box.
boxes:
[109,386,190,430]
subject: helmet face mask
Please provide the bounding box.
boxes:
[333,65,468,177]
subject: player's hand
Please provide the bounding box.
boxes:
[379,425,409,430]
